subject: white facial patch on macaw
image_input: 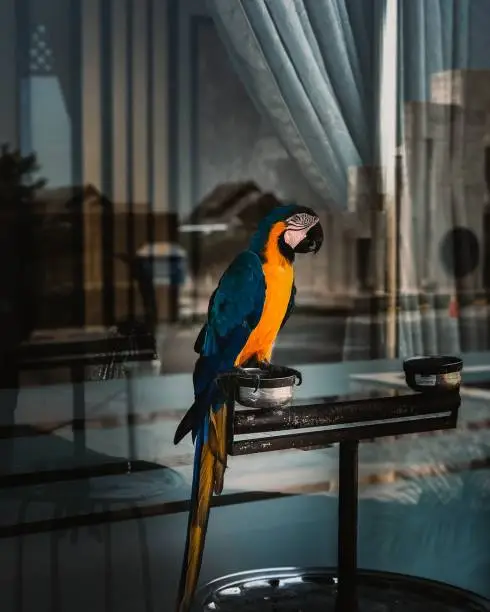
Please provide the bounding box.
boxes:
[284,213,319,249]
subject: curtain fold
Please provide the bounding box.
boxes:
[397,0,472,357]
[207,0,384,209]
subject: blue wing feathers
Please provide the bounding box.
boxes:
[208,251,265,340]
[193,252,264,355]
[174,250,265,445]
[197,251,265,385]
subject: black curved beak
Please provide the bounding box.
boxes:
[294,222,324,254]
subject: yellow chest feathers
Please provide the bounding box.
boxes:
[236,222,293,365]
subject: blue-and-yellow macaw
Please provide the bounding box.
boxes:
[173,204,324,611]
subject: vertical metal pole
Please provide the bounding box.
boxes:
[126,367,136,473]
[336,440,359,612]
[72,363,86,462]
[395,152,402,354]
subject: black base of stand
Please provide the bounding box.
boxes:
[337,440,359,611]
[195,567,490,611]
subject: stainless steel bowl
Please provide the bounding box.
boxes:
[219,365,302,409]
[193,567,490,611]
[403,355,462,393]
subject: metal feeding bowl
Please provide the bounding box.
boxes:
[403,355,462,393]
[193,567,490,612]
[218,365,302,409]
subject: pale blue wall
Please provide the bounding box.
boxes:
[19,0,76,188]
[23,77,72,187]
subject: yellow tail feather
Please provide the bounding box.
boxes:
[176,440,216,612]
[177,405,229,612]
[209,405,228,495]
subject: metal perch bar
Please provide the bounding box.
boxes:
[228,390,459,455]
[232,391,456,434]
[225,388,461,612]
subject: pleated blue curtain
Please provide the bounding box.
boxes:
[397,0,472,357]
[206,0,384,209]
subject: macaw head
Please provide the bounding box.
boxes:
[249,203,324,261]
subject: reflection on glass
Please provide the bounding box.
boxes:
[0,1,489,608]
